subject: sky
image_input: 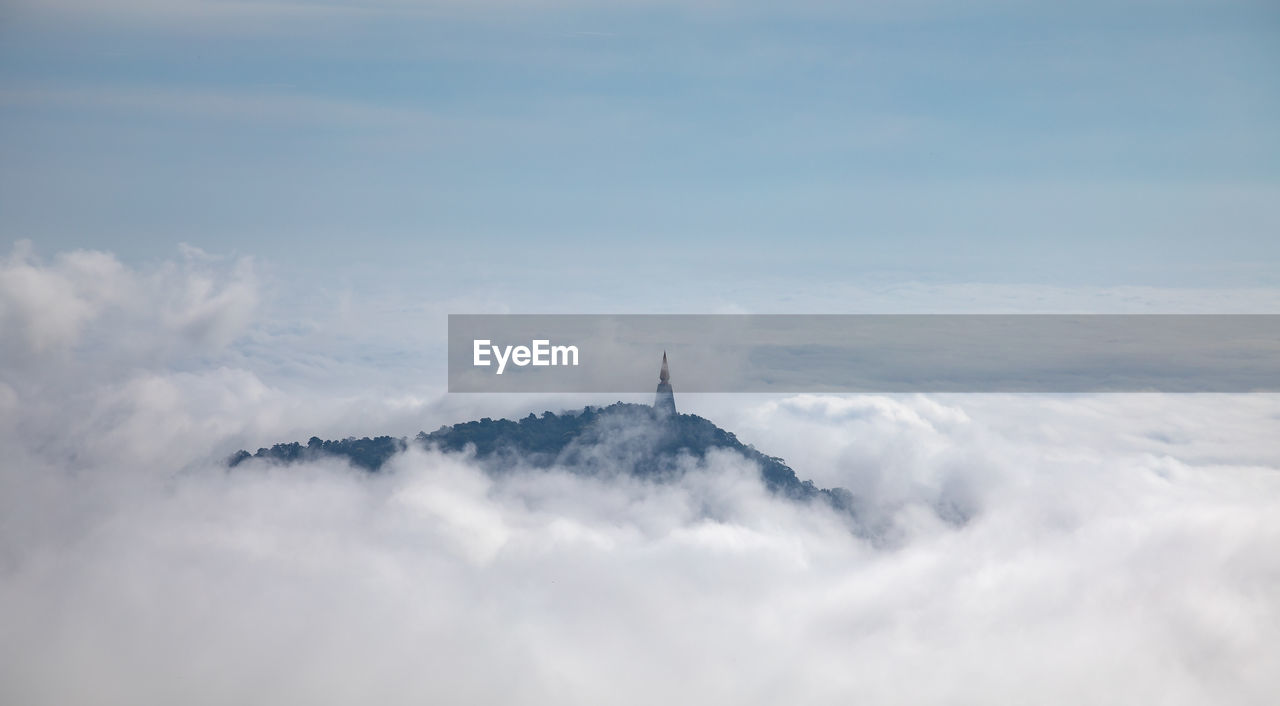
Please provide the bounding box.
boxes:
[2,2,1280,704]
[4,0,1278,391]
[2,0,1279,294]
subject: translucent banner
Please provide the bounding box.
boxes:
[448,315,1280,392]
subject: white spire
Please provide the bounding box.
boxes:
[654,352,676,416]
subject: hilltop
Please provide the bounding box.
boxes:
[229,402,854,511]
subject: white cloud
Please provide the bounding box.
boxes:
[1,246,1278,704]
[0,241,132,358]
[0,241,257,369]
[3,409,1278,705]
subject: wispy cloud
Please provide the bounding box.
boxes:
[0,85,432,129]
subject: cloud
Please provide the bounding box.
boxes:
[3,407,1278,705]
[1,246,1278,704]
[0,241,257,369]
[0,85,433,130]
[7,0,1251,26]
[0,0,946,25]
[0,241,132,357]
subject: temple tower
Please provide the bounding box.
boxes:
[653,351,677,417]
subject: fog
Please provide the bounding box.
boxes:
[2,245,1278,705]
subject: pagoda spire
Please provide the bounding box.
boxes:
[654,351,676,417]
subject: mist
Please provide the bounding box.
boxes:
[2,245,1278,705]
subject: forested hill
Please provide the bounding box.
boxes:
[230,402,853,509]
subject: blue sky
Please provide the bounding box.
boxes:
[2,0,1278,296]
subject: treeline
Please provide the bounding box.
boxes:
[229,435,406,471]
[229,402,853,511]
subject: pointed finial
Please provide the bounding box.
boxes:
[659,351,670,383]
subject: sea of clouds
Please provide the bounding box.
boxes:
[2,243,1278,705]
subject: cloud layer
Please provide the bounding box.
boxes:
[1,247,1278,705]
